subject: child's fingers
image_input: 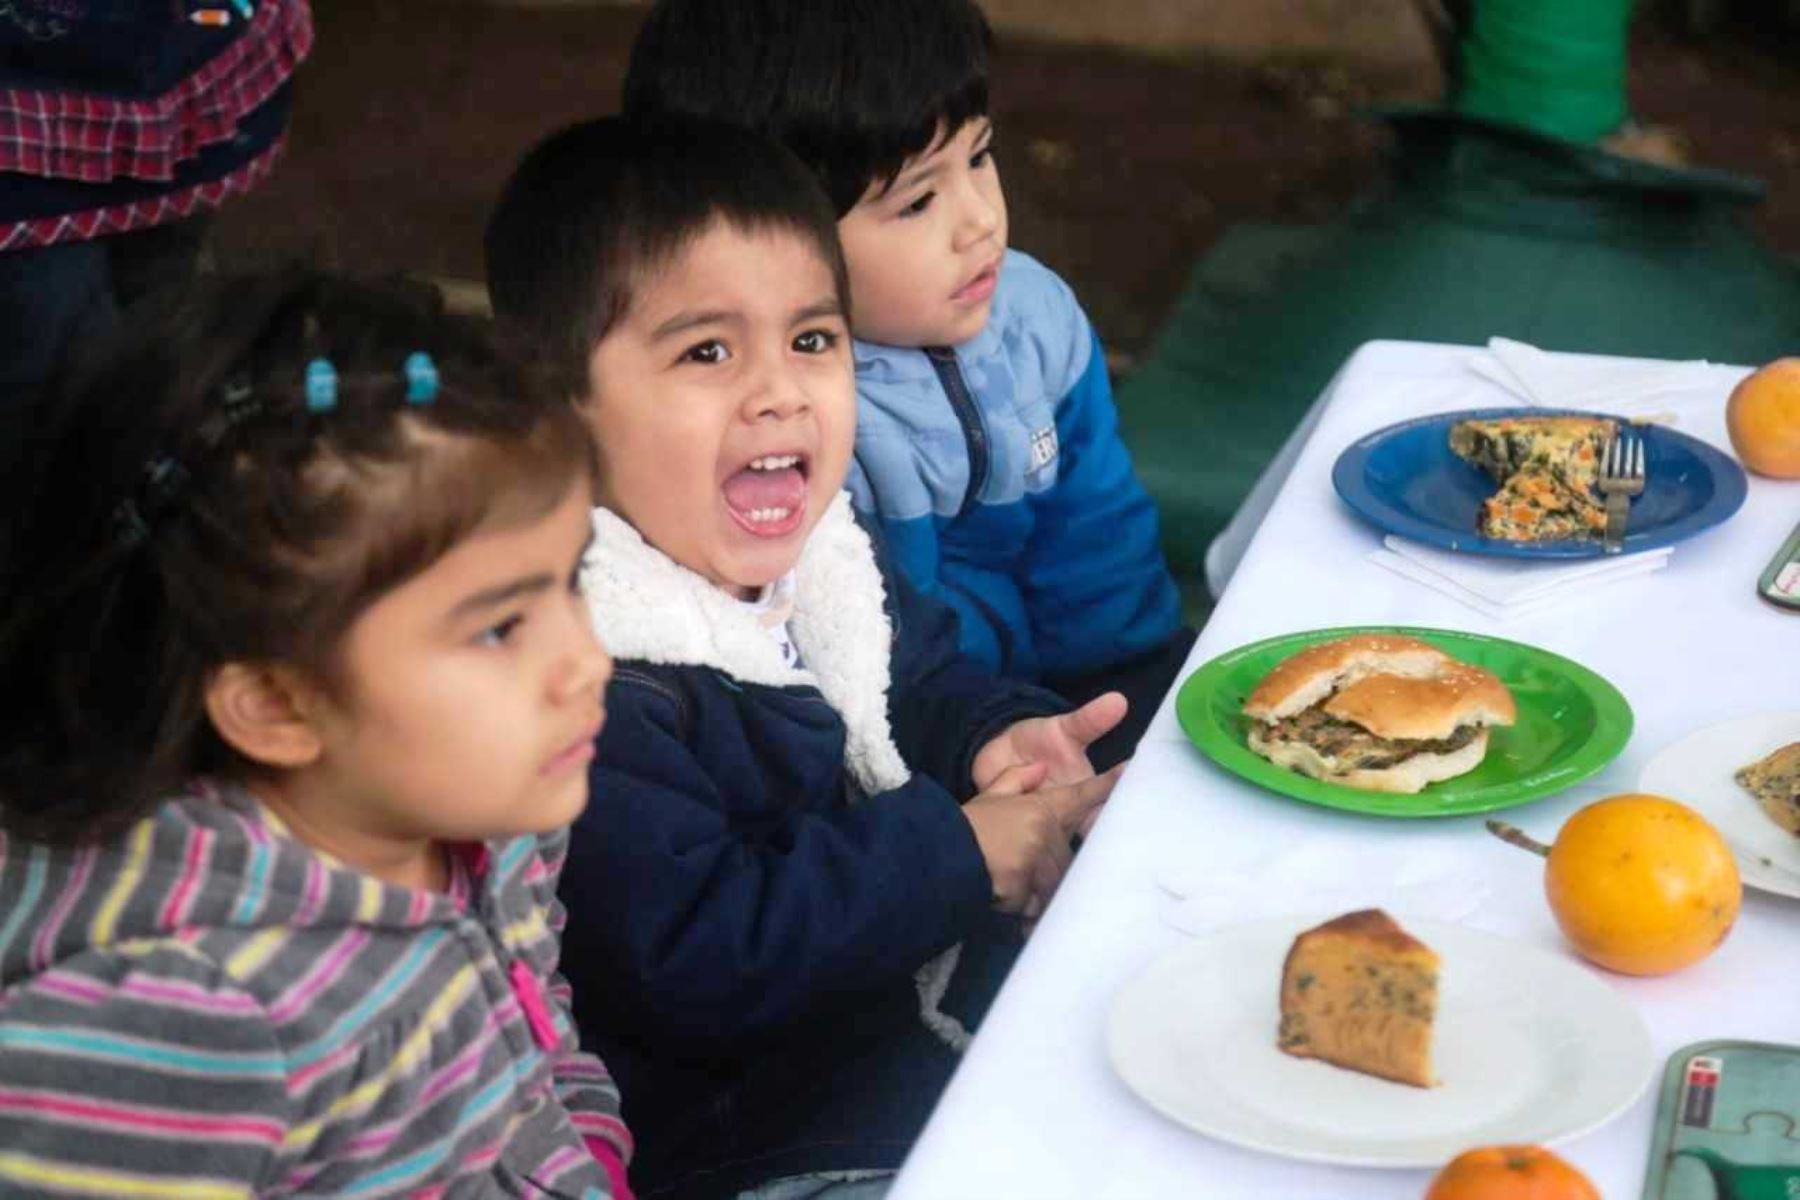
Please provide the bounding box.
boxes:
[1029,834,1071,905]
[1019,890,1045,937]
[1038,811,1073,878]
[1077,811,1101,839]
[983,760,1049,796]
[1044,763,1122,831]
[1074,759,1128,837]
[990,884,1031,916]
[1059,692,1128,749]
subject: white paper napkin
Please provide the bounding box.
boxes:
[1468,336,1720,419]
[1370,535,1671,620]
[1157,839,1489,937]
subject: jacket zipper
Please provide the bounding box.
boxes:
[926,346,989,517]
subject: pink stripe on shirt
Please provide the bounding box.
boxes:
[30,970,262,1016]
[267,928,368,1023]
[0,1088,283,1144]
[158,828,215,929]
[30,848,94,971]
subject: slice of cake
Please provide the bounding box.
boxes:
[1735,741,1800,836]
[1277,909,1439,1087]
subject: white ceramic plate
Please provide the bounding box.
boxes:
[1106,916,1653,1168]
[1638,712,1800,900]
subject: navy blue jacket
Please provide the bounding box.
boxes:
[559,501,1064,1198]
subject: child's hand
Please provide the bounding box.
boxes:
[972,692,1128,792]
[962,761,1121,917]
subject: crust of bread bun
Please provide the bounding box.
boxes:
[1248,727,1491,794]
[1319,663,1517,741]
[1242,635,1451,722]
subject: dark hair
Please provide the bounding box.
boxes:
[0,269,592,845]
[623,0,994,216]
[485,114,849,398]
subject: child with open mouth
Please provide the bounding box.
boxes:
[487,115,1126,1200]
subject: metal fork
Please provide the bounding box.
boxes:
[1597,432,1646,554]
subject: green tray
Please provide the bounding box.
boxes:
[1175,625,1633,818]
[1643,1040,1800,1200]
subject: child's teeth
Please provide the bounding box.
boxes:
[748,506,792,522]
[749,455,799,471]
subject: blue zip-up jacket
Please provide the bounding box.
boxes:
[848,249,1182,682]
[559,498,1065,1199]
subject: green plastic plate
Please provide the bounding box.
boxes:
[1175,625,1634,818]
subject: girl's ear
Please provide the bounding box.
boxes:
[204,663,325,769]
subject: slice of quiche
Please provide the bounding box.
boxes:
[1449,416,1616,542]
[1735,741,1800,837]
[1482,465,1609,541]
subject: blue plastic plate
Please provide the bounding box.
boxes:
[1331,408,1749,558]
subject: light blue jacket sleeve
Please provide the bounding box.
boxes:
[845,461,1010,671]
[1023,326,1183,676]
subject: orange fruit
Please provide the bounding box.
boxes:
[1725,357,1800,478]
[1544,794,1740,976]
[1423,1145,1600,1199]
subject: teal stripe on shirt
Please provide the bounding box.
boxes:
[0,848,47,962]
[498,837,533,879]
[337,1058,529,1195]
[0,1026,288,1075]
[232,840,272,924]
[286,927,448,1069]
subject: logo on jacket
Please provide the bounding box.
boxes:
[1028,425,1059,473]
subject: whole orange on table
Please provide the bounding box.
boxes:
[1423,1145,1599,1199]
[1726,357,1800,478]
[1542,794,1741,975]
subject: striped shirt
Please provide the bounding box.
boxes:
[0,782,632,1198]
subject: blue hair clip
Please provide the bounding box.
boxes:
[305,358,338,413]
[404,352,439,406]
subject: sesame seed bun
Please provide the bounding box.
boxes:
[1241,634,1517,793]
[1320,664,1516,741]
[1243,634,1455,722]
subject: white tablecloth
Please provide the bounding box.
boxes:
[889,339,1800,1200]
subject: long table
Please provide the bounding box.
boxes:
[889,339,1800,1199]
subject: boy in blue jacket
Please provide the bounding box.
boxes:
[623,0,1195,768]
[486,116,1122,1200]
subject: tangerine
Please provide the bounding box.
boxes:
[1544,794,1740,976]
[1423,1145,1599,1199]
[1725,357,1800,478]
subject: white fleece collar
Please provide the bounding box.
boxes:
[581,493,912,795]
